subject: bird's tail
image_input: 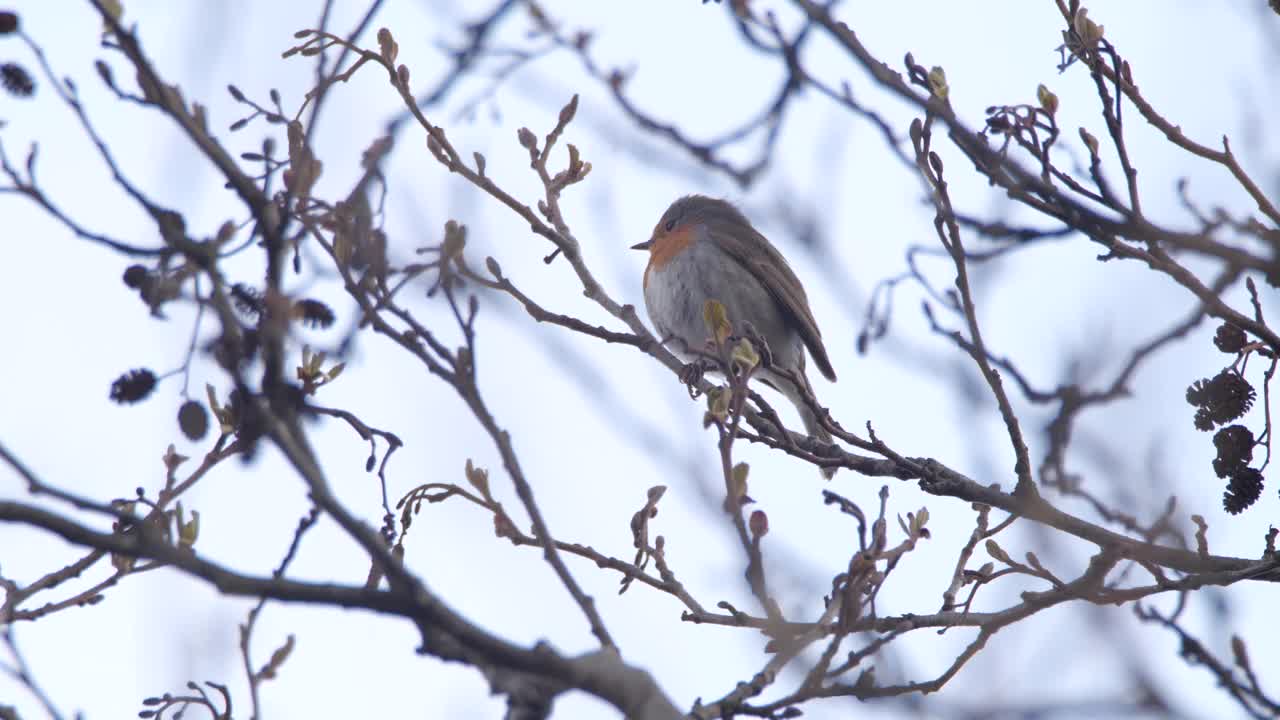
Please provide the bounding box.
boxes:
[775,372,836,480]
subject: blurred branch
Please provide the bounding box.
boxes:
[524,0,806,187]
[386,0,520,135]
[0,498,682,719]
[792,0,1280,348]
[0,626,63,720]
[1135,602,1280,719]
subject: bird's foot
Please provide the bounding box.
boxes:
[680,357,713,395]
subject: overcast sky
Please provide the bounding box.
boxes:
[2,2,1278,718]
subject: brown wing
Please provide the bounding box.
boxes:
[707,223,837,381]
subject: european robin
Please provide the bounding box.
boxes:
[632,195,837,476]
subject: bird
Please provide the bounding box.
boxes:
[632,195,838,477]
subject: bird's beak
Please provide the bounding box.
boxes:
[630,239,653,251]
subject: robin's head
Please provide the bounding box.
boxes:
[631,195,748,255]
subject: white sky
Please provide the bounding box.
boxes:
[2,1,1278,718]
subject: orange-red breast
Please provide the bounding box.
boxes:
[632,195,837,476]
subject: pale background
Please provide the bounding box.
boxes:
[2,1,1277,718]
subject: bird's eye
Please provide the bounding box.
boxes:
[664,218,678,232]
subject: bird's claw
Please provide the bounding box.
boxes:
[680,358,712,396]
